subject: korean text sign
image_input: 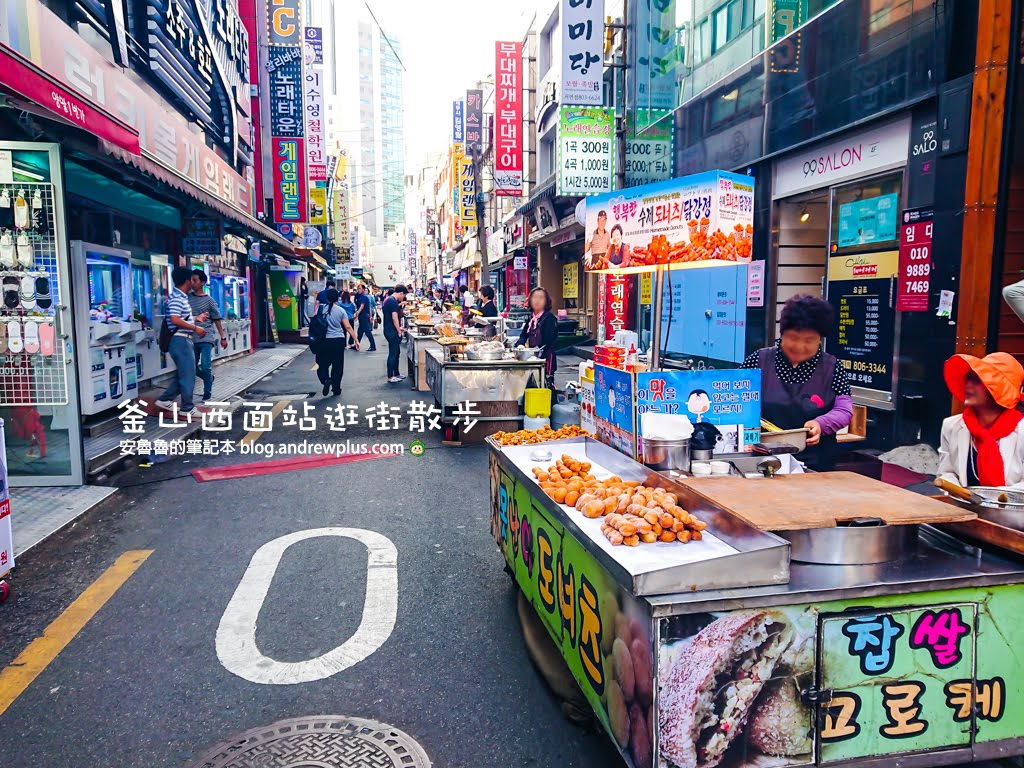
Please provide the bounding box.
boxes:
[897,207,933,312]
[561,0,605,106]
[465,89,483,149]
[625,110,674,187]
[636,369,762,452]
[495,42,523,197]
[305,62,326,185]
[267,47,304,137]
[584,170,754,272]
[559,106,614,197]
[272,138,307,223]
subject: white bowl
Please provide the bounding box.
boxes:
[691,462,712,476]
[710,460,731,475]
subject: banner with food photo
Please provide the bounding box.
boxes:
[584,171,754,273]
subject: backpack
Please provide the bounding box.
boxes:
[158,316,177,353]
[308,302,332,350]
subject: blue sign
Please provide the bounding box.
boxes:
[453,100,465,143]
[636,369,762,452]
[838,193,898,248]
[594,365,636,457]
[267,46,304,138]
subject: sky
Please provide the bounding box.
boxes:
[362,0,550,169]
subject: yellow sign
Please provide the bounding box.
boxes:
[828,250,899,282]
[460,155,477,227]
[335,153,348,181]
[640,272,652,305]
[309,188,327,225]
[562,262,579,299]
[452,143,464,224]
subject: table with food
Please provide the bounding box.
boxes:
[488,421,1024,768]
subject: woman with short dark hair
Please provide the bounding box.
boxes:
[517,287,559,388]
[740,294,852,470]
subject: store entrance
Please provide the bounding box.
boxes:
[772,192,829,336]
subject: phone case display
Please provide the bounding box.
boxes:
[0,182,68,407]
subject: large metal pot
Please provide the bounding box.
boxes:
[642,437,690,472]
[465,348,504,361]
[780,518,917,565]
[516,347,542,361]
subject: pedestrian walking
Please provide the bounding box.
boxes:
[155,266,208,417]
[353,284,377,351]
[312,288,360,396]
[383,284,407,383]
[298,277,309,328]
[339,290,357,349]
[313,279,336,314]
[189,269,227,404]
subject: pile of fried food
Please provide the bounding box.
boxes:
[492,425,591,446]
[435,323,470,346]
[532,455,707,546]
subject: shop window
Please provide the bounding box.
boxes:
[131,265,152,325]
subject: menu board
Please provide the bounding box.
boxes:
[826,251,898,397]
[558,106,614,197]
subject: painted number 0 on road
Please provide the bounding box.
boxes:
[216,528,398,685]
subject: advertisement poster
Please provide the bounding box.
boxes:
[636,369,762,453]
[304,26,322,64]
[272,138,307,223]
[182,218,222,255]
[826,251,898,394]
[267,267,300,331]
[563,262,579,300]
[594,364,636,457]
[633,0,677,115]
[896,207,933,312]
[308,187,327,225]
[560,0,605,106]
[625,110,674,187]
[657,585,1024,768]
[584,171,754,272]
[495,42,524,196]
[490,452,654,768]
[559,106,615,197]
[837,193,898,248]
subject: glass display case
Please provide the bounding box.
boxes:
[209,274,227,319]
[86,250,131,320]
[130,263,152,326]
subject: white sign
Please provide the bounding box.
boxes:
[349,230,360,267]
[746,260,765,307]
[305,66,327,186]
[335,264,352,281]
[560,0,604,106]
[773,116,911,199]
[0,151,12,184]
[514,255,529,270]
[302,226,322,248]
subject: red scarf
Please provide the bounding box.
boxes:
[963,407,1024,486]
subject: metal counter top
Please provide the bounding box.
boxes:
[424,348,546,369]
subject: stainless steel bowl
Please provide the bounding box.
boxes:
[465,348,504,361]
[516,347,542,361]
[780,518,918,565]
[642,437,691,472]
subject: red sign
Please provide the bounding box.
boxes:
[494,42,523,197]
[272,138,307,223]
[0,45,140,154]
[602,274,635,340]
[897,208,933,312]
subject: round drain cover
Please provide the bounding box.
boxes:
[188,716,431,768]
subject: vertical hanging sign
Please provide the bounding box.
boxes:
[452,100,465,233]
[462,90,482,228]
[304,26,326,194]
[495,42,523,197]
[897,207,933,312]
[561,0,605,106]
[266,0,306,224]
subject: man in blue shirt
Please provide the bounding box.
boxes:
[353,284,377,351]
[156,266,208,417]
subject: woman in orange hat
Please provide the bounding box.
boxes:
[938,352,1024,488]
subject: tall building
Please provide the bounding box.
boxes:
[341,17,406,247]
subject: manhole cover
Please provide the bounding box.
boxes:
[188,716,431,768]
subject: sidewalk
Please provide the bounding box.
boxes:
[85,344,307,477]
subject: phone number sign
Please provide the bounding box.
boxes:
[897,207,933,312]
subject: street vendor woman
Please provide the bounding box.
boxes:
[938,352,1024,488]
[517,287,559,388]
[741,295,853,471]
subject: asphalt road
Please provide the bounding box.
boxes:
[0,344,624,767]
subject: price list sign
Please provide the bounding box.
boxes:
[558,106,614,196]
[897,207,933,312]
[827,251,898,394]
[625,109,673,187]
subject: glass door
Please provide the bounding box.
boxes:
[0,142,84,485]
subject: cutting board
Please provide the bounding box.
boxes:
[681,472,976,531]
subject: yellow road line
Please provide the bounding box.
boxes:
[0,549,153,716]
[239,399,290,446]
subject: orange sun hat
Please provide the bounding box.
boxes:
[944,352,1024,409]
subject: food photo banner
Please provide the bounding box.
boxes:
[584,171,754,273]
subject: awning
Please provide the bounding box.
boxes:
[294,248,328,269]
[516,181,557,215]
[100,140,294,252]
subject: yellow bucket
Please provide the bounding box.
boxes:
[524,388,552,418]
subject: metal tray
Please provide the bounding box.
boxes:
[488,437,790,596]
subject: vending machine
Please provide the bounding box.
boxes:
[224,275,252,354]
[70,241,146,415]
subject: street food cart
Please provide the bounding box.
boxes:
[488,435,1024,768]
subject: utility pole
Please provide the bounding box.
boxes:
[471,143,489,287]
